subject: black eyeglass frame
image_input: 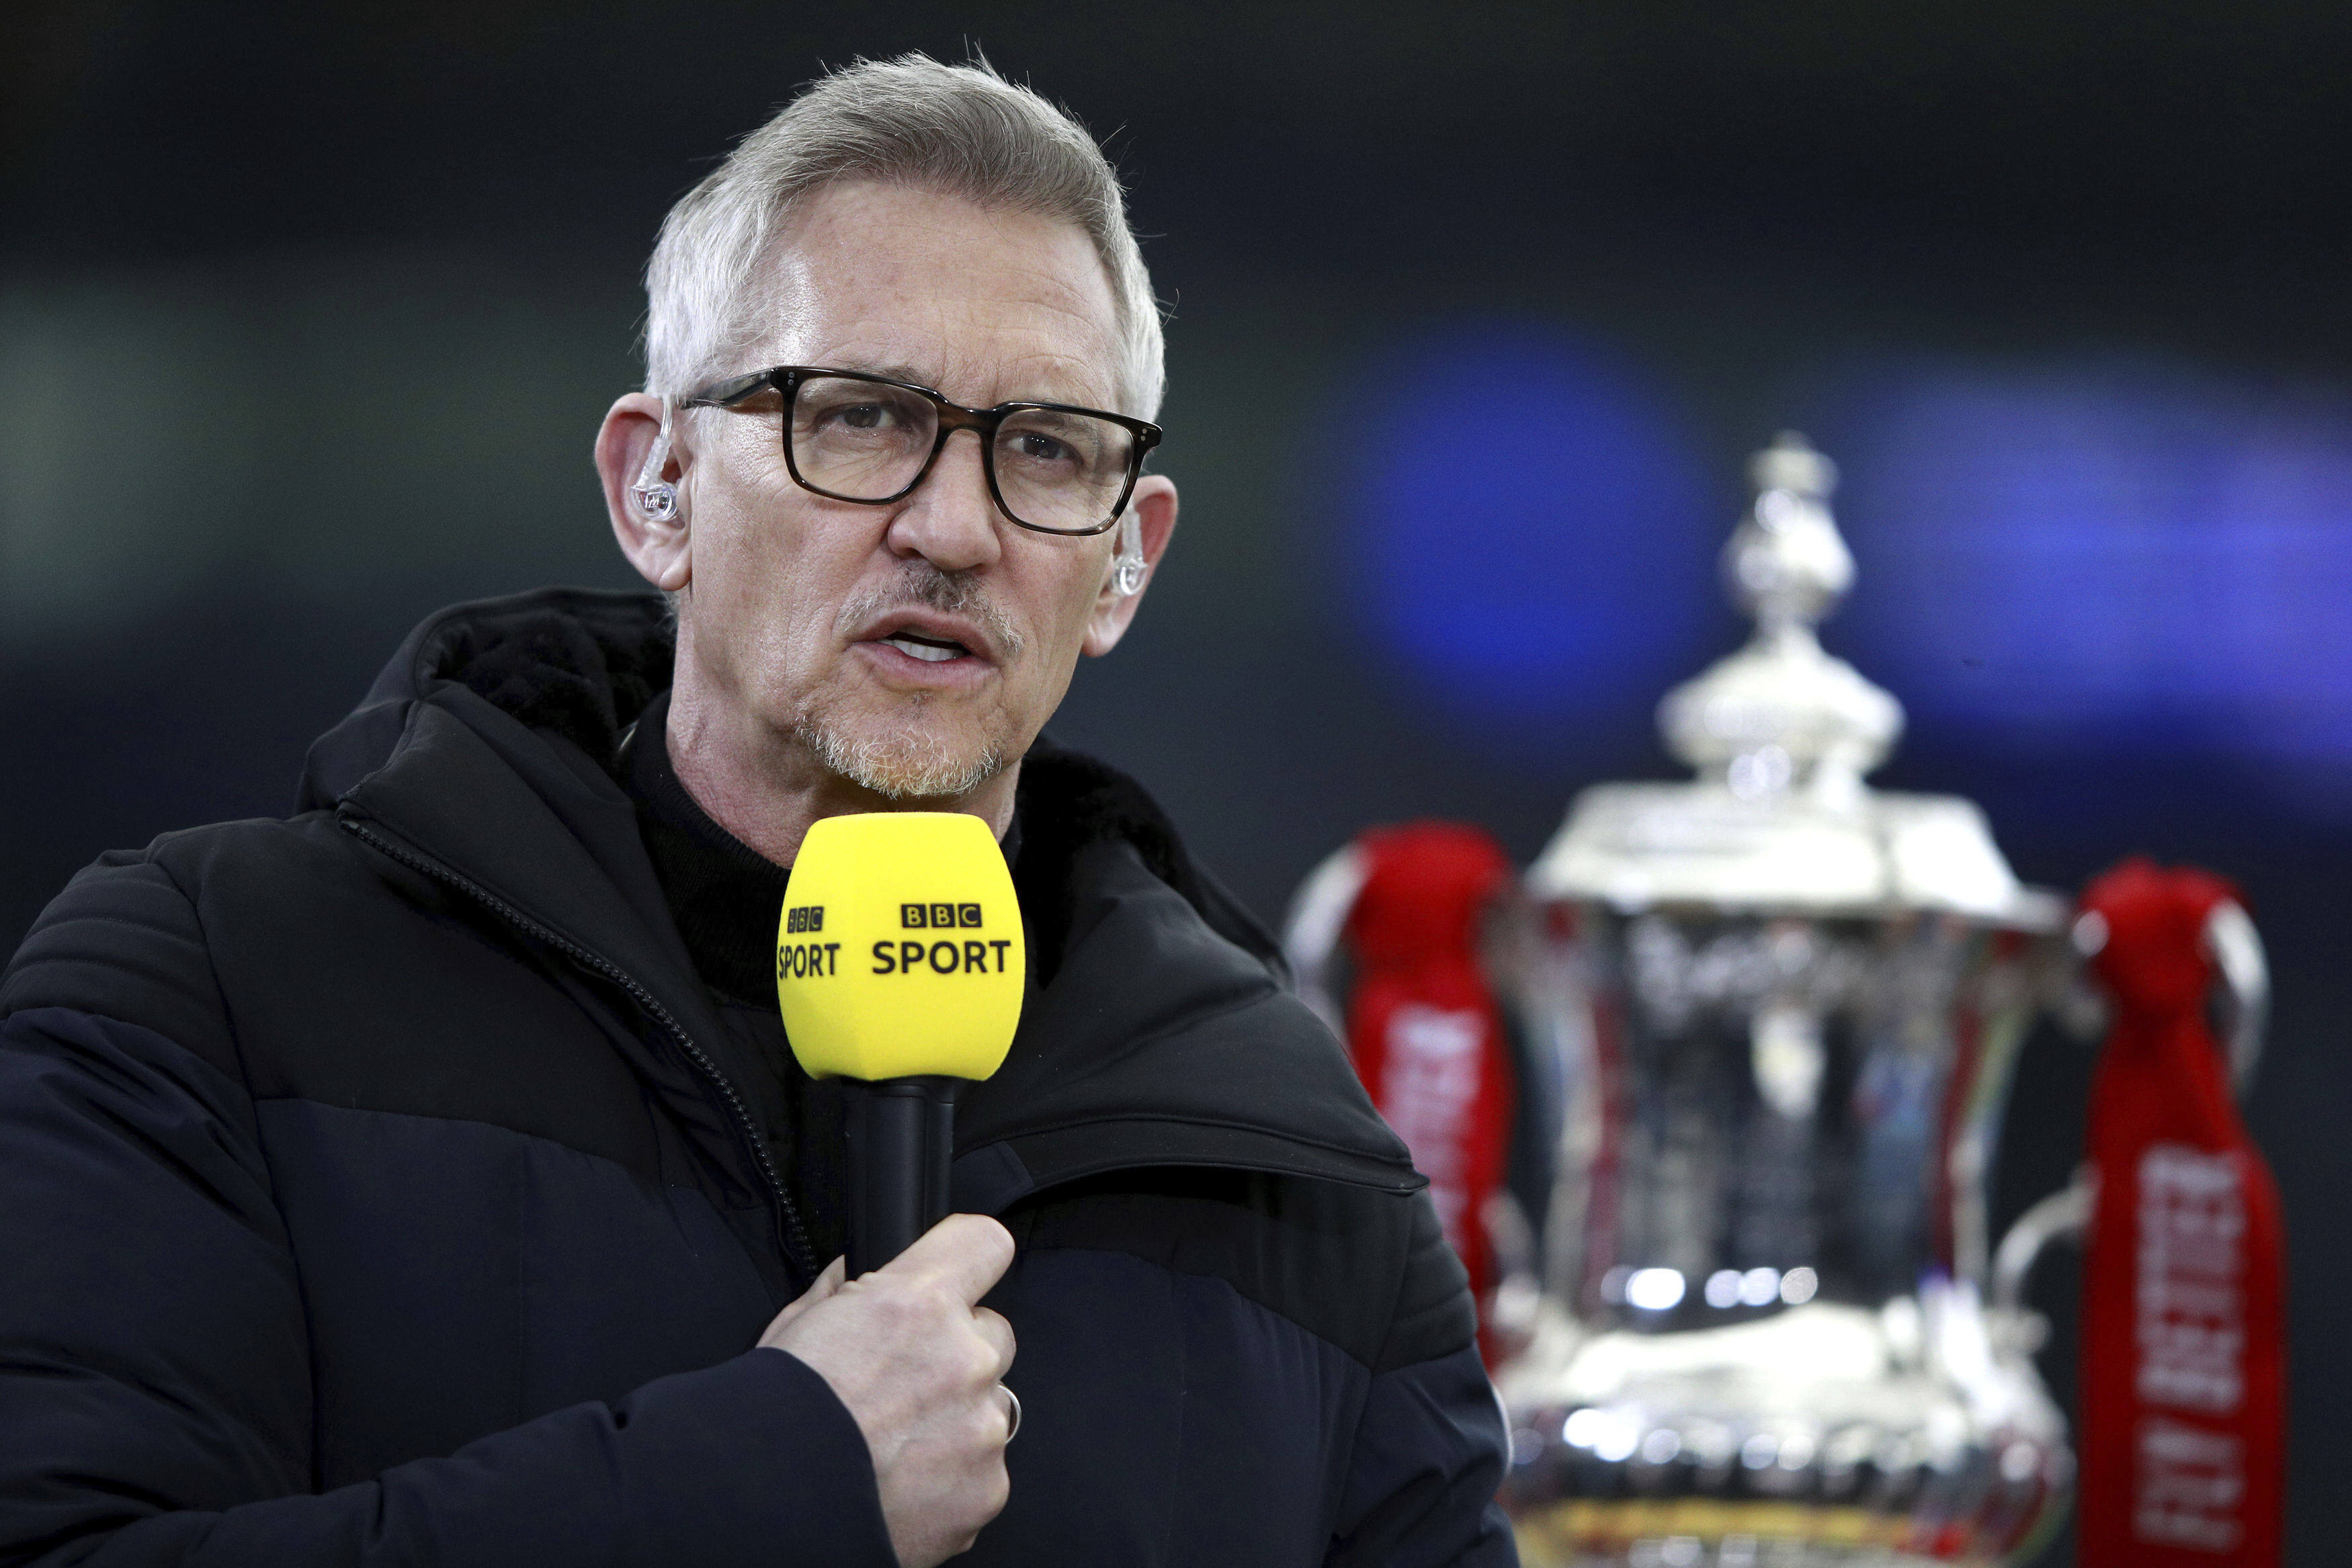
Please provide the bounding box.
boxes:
[679,365,1164,537]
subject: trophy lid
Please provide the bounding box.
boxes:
[1527,433,2062,928]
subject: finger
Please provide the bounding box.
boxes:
[761,1255,846,1342]
[969,1305,1016,1380]
[884,1213,1015,1306]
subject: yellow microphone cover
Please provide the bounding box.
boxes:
[775,811,1025,1082]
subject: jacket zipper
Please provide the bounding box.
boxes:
[340,816,818,1281]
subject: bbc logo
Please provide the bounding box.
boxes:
[784,906,825,934]
[902,902,983,929]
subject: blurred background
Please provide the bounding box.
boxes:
[3,3,2347,1559]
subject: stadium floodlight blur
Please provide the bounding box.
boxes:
[1329,322,1715,748]
[1820,357,2352,822]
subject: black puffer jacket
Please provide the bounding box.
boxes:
[0,589,1514,1567]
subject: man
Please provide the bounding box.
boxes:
[0,56,1513,1567]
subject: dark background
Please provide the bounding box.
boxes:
[4,4,2347,1561]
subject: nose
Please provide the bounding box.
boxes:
[884,429,1004,574]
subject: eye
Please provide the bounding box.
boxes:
[821,399,904,431]
[1011,429,1074,463]
[795,380,932,441]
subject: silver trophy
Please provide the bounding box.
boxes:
[1490,434,2265,1568]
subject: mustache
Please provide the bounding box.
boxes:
[835,561,1026,660]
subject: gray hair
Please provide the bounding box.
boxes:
[643,54,1165,419]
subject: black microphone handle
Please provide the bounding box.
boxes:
[842,1075,965,1277]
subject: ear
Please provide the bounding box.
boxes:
[595,392,691,593]
[1081,476,1178,658]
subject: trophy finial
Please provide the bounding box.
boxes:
[1726,431,1853,638]
[1658,433,1899,796]
[1748,428,1838,496]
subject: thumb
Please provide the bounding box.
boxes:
[887,1212,1017,1307]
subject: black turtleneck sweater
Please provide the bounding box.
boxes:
[624,691,800,1006]
[618,690,1024,1272]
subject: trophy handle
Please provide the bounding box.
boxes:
[2203,898,2267,1094]
[1992,1167,2093,1321]
[1280,842,1368,1038]
[1992,897,2268,1325]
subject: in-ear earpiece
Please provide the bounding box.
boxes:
[630,402,680,523]
[634,480,677,522]
[1111,511,1147,597]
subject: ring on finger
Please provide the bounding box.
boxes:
[998,1383,1021,1442]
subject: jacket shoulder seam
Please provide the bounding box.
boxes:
[146,847,255,1097]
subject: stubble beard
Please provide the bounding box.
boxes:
[793,562,1026,801]
[794,697,1009,800]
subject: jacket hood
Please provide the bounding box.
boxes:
[302,588,1422,1207]
[299,586,675,813]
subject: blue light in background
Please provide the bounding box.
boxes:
[1334,324,1715,745]
[1820,359,2352,801]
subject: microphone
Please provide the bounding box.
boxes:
[776,812,1026,1276]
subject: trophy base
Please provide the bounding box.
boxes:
[1511,1498,2034,1568]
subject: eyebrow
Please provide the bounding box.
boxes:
[823,360,1108,411]
[851,361,935,388]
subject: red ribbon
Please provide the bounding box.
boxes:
[1341,822,1516,1362]
[2077,857,2285,1566]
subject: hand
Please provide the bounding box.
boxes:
[759,1215,1018,1568]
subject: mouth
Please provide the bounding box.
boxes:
[876,629,973,664]
[849,607,1003,683]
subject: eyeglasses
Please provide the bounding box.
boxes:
[678,366,1163,537]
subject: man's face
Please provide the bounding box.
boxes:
[660,181,1154,799]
